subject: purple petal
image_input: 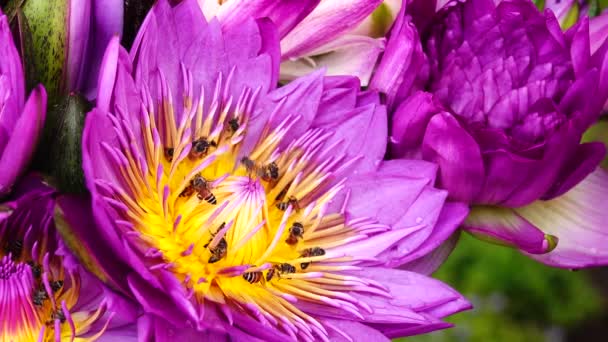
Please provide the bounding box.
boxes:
[372,320,453,339]
[421,112,485,203]
[369,10,428,110]
[256,69,324,152]
[81,0,124,98]
[281,35,385,86]
[96,324,138,342]
[81,109,132,266]
[128,273,198,328]
[389,91,441,159]
[131,0,277,115]
[568,17,590,77]
[502,120,580,207]
[398,202,468,267]
[55,194,132,295]
[0,86,46,195]
[376,186,448,266]
[462,205,557,255]
[344,175,433,228]
[213,0,320,39]
[349,267,471,318]
[401,231,461,275]
[544,0,575,22]
[256,18,281,89]
[66,0,92,91]
[96,36,121,113]
[543,142,606,199]
[376,159,439,184]
[590,11,608,54]
[0,12,25,115]
[282,0,383,58]
[324,319,390,342]
[477,149,541,205]
[340,166,462,267]
[313,92,386,173]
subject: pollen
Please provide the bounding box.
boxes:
[102,66,390,340]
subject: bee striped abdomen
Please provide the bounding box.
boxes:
[243,271,263,284]
[201,192,217,205]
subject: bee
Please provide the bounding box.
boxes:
[54,310,67,323]
[277,196,300,211]
[299,247,326,270]
[47,309,66,325]
[5,239,23,259]
[191,138,217,159]
[164,147,174,162]
[265,268,276,281]
[204,223,227,263]
[285,222,304,245]
[241,157,279,182]
[228,118,240,133]
[241,156,256,172]
[267,263,296,281]
[208,237,227,263]
[275,186,288,201]
[32,288,48,306]
[261,162,279,183]
[180,174,217,205]
[276,263,296,275]
[243,271,264,284]
[50,280,64,293]
[27,261,41,278]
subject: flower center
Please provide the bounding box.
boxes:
[0,236,107,342]
[0,246,68,342]
[0,254,41,341]
[103,67,390,339]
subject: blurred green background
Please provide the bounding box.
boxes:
[397,234,608,342]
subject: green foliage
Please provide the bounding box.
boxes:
[369,3,394,38]
[397,234,603,342]
[582,120,608,169]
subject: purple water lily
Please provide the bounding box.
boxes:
[0,9,46,196]
[200,0,398,85]
[371,0,608,267]
[0,175,137,341]
[77,0,470,340]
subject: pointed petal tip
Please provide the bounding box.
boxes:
[543,234,559,253]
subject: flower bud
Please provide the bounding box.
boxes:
[6,0,123,99]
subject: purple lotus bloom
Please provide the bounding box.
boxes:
[372,0,608,266]
[78,0,469,340]
[200,0,398,86]
[0,9,46,196]
[0,175,137,341]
